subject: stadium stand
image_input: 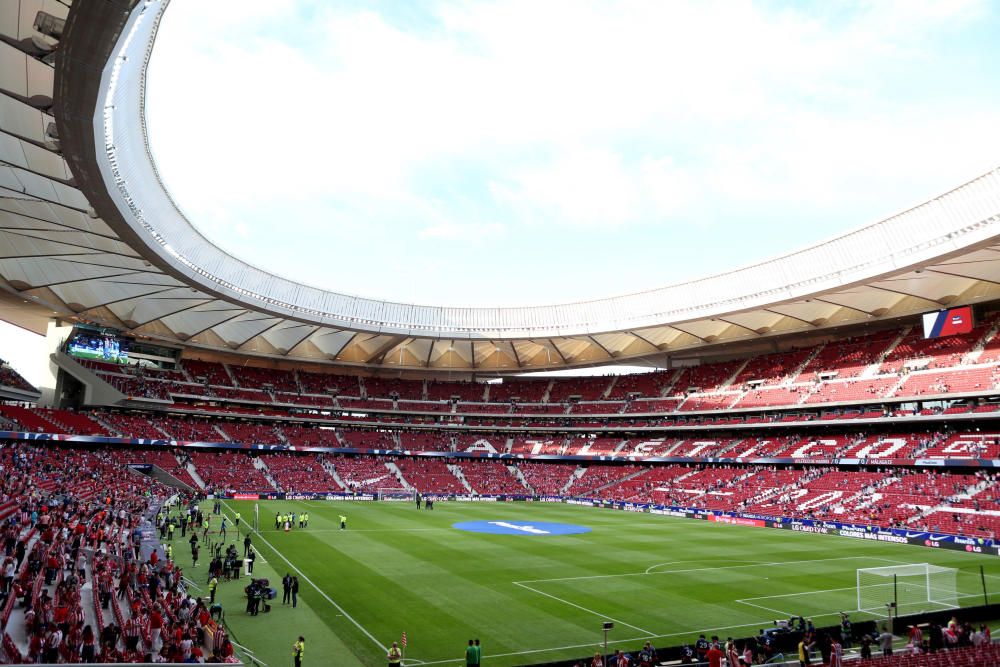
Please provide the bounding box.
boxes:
[394,458,464,494]
[263,452,340,493]
[0,362,37,393]
[186,451,272,493]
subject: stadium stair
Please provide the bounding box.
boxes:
[184,462,207,490]
[321,459,350,491]
[559,466,587,495]
[447,463,475,494]
[964,317,1000,364]
[253,457,282,491]
[863,326,911,377]
[581,467,648,497]
[509,465,534,493]
[384,461,415,491]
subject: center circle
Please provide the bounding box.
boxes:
[453,520,592,536]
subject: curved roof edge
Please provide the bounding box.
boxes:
[89,0,1000,340]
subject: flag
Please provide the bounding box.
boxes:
[401,632,407,648]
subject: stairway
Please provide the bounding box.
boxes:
[384,461,414,491]
[509,465,534,494]
[321,459,350,491]
[786,344,824,384]
[559,466,586,495]
[447,464,475,494]
[253,457,281,491]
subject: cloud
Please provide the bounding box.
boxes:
[144,0,1000,307]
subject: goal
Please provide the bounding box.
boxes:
[856,563,959,614]
[378,487,417,502]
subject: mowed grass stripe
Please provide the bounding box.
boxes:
[222,500,1000,667]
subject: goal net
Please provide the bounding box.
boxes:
[378,488,417,502]
[856,564,959,614]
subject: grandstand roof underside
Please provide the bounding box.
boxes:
[1,0,1000,373]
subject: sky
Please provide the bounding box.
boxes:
[142,0,1000,308]
[6,0,1000,384]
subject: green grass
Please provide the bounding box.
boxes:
[164,501,1000,667]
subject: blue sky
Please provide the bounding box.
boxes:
[135,0,997,309]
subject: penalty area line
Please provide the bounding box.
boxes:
[221,501,388,654]
[512,581,655,636]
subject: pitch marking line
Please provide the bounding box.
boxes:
[644,559,769,574]
[512,581,656,636]
[518,555,903,584]
[221,501,388,655]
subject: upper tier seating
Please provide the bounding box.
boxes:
[547,377,613,402]
[730,347,814,387]
[606,370,675,400]
[229,365,297,392]
[798,330,898,381]
[363,377,423,400]
[182,359,231,385]
[489,379,549,403]
[670,360,745,395]
[426,380,486,402]
[0,361,36,392]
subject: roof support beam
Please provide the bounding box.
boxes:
[762,308,816,327]
[811,297,877,316]
[588,335,614,359]
[924,268,1000,287]
[713,317,761,335]
[867,284,944,305]
[627,331,662,350]
[131,299,212,327]
[366,336,408,365]
[181,309,248,340]
[667,324,708,343]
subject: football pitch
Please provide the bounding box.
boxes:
[174,501,1000,667]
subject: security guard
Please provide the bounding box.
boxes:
[293,636,305,667]
[208,575,218,604]
[387,641,402,667]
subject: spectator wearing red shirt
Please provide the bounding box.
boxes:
[706,636,725,667]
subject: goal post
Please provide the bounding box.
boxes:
[378,488,417,502]
[856,563,959,614]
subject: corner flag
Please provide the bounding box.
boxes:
[401,631,407,647]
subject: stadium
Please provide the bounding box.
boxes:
[2,1,1000,666]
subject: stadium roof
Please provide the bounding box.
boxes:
[1,0,1000,373]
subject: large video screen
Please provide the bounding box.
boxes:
[921,306,974,339]
[66,330,130,364]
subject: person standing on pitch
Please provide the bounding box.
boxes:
[387,642,402,667]
[282,573,292,605]
[473,639,481,666]
[292,636,304,667]
[244,534,252,557]
[466,640,476,667]
[291,575,299,608]
[339,515,347,530]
